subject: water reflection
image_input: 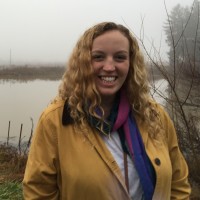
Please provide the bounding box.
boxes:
[0,80,60,144]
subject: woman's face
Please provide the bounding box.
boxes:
[91,30,130,101]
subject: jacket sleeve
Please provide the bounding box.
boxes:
[161,108,191,199]
[23,113,59,200]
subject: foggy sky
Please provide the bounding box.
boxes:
[0,0,194,65]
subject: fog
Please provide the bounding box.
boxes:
[0,0,194,65]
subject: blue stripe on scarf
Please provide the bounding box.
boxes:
[127,115,155,200]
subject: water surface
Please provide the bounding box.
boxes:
[0,80,60,143]
[0,79,168,144]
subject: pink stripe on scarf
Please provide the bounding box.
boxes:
[112,90,130,131]
[112,89,134,156]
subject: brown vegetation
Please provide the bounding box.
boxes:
[0,144,27,183]
[0,65,65,81]
[0,119,33,184]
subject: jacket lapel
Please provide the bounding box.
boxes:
[82,127,130,198]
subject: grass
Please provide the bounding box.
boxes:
[0,144,27,199]
[0,181,23,200]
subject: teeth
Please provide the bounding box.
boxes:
[101,76,116,82]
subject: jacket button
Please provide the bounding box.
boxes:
[155,158,161,166]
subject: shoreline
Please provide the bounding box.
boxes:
[0,65,65,81]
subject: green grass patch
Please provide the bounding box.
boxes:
[0,181,23,200]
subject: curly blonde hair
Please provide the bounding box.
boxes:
[58,22,161,137]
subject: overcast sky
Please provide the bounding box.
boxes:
[0,0,194,65]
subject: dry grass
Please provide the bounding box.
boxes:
[0,144,27,183]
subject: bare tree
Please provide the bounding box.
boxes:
[125,0,200,193]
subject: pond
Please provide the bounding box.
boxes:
[0,79,168,144]
[0,80,60,144]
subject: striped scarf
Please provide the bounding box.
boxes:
[89,90,155,200]
[112,90,155,200]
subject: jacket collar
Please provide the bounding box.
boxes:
[62,100,149,148]
[62,100,74,125]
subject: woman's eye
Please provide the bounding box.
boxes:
[92,54,104,61]
[115,55,127,61]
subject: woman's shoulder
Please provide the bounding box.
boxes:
[44,98,65,113]
[39,98,66,123]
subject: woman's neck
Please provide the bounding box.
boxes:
[101,96,116,119]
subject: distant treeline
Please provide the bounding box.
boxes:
[0,65,65,81]
[0,64,164,82]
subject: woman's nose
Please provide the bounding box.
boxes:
[103,57,115,71]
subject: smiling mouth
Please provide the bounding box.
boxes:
[99,76,117,83]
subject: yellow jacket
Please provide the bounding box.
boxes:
[23,100,191,199]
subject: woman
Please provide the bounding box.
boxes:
[23,22,191,199]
